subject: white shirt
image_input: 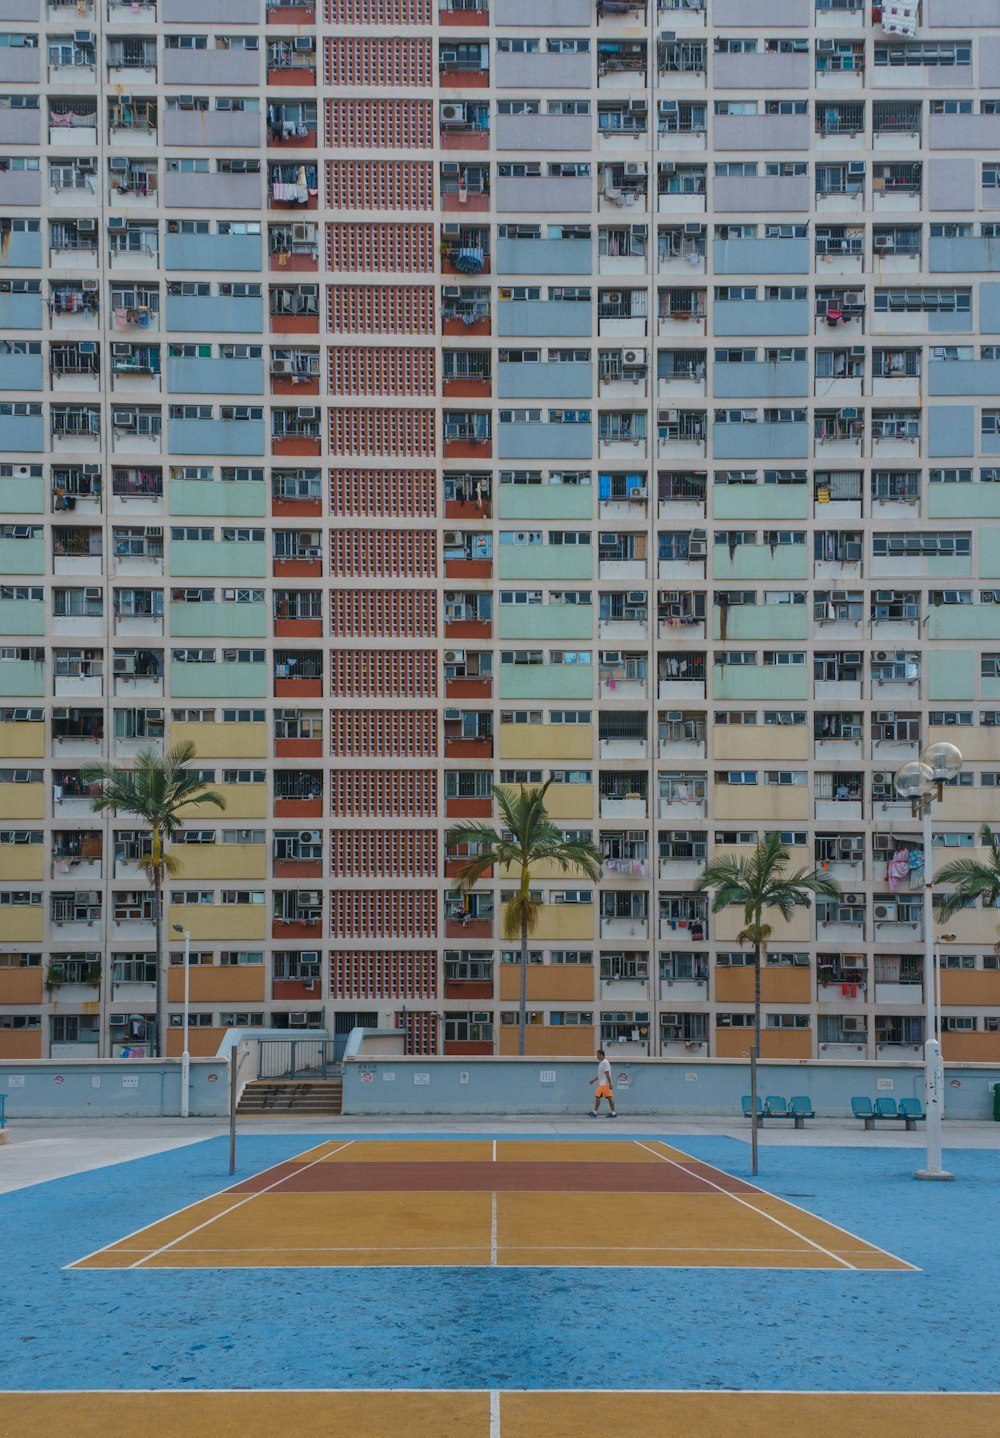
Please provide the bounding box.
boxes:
[597,1058,612,1089]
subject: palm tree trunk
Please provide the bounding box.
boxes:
[152,826,164,1060]
[518,908,528,1058]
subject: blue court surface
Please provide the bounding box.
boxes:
[2,1132,999,1413]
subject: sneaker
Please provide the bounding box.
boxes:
[607,1112,618,1119]
[588,1110,599,1118]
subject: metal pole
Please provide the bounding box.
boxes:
[180,929,190,1119]
[229,1042,238,1176]
[749,1044,758,1178]
[915,798,953,1181]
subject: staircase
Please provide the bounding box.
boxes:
[237,1079,343,1117]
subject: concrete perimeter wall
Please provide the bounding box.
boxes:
[0,1059,230,1118]
[343,1058,1000,1121]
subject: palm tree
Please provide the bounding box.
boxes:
[446,779,601,1056]
[695,832,841,1173]
[935,824,1000,931]
[85,742,225,1058]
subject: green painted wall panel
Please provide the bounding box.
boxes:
[927,608,1000,642]
[169,541,266,578]
[498,606,593,641]
[169,601,267,638]
[0,600,44,636]
[927,650,975,701]
[0,477,44,513]
[928,485,1000,521]
[498,546,593,581]
[980,529,1000,580]
[0,538,44,575]
[168,480,266,518]
[168,662,267,698]
[712,665,808,702]
[498,486,593,521]
[711,606,808,641]
[0,661,45,697]
[711,546,809,581]
[712,487,809,521]
[498,664,593,701]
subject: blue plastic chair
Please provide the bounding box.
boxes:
[764,1095,788,1117]
[874,1096,899,1119]
[899,1097,924,1118]
[851,1096,874,1119]
[741,1094,763,1117]
[789,1095,815,1119]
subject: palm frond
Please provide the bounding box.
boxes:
[502,893,542,943]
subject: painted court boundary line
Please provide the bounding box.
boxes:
[65,1139,354,1271]
[641,1139,917,1271]
[3,1388,996,1396]
[633,1141,899,1273]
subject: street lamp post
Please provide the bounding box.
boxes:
[894,741,962,1182]
[172,923,191,1119]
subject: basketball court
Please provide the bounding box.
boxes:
[70,1137,913,1271]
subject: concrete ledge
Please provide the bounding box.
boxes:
[0,1058,229,1118]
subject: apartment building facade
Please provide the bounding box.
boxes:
[2,0,1000,1065]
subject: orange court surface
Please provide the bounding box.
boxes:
[71,1136,914,1272]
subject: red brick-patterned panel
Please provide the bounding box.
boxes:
[327,0,432,26]
[327,285,434,334]
[329,649,437,698]
[328,347,435,398]
[325,38,433,89]
[330,768,437,816]
[329,408,435,457]
[331,829,438,878]
[329,528,436,577]
[326,100,434,151]
[329,890,437,939]
[330,708,438,759]
[331,951,436,1002]
[400,1010,438,1055]
[328,468,436,518]
[327,161,433,212]
[330,588,437,638]
[326,223,434,274]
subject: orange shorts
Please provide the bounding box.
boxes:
[594,1085,613,1099]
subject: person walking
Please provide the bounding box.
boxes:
[588,1049,617,1118]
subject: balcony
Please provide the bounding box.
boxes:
[163,169,260,210]
[164,108,259,149]
[495,49,590,89]
[162,46,258,86]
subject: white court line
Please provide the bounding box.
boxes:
[125,1141,355,1271]
[490,1391,500,1438]
[632,1140,856,1271]
[66,1138,351,1269]
[492,1139,497,1162]
[646,1138,915,1272]
[490,1192,498,1266]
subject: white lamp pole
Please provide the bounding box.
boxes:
[173,923,191,1118]
[894,742,961,1182]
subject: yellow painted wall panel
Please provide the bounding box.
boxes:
[940,970,1000,1006]
[941,1031,1000,1063]
[713,728,808,762]
[172,845,267,881]
[167,904,265,942]
[1,785,45,820]
[0,847,44,882]
[498,723,593,761]
[715,964,811,1004]
[176,785,266,821]
[509,904,594,942]
[165,1026,227,1058]
[171,721,267,759]
[711,786,810,822]
[0,909,43,942]
[0,722,45,758]
[714,906,811,945]
[543,783,594,820]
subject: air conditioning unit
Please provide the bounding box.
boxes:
[817,38,836,52]
[443,530,464,547]
[623,163,645,178]
[85,587,102,600]
[82,278,98,290]
[873,236,894,251]
[293,36,313,50]
[298,407,317,419]
[658,100,679,115]
[444,708,462,721]
[271,359,293,374]
[112,343,132,358]
[78,341,96,354]
[661,1012,680,1026]
[851,345,866,356]
[847,162,866,176]
[622,350,644,368]
[113,655,136,674]
[842,1016,865,1032]
[873,651,892,663]
[843,892,860,905]
[77,159,95,173]
[177,95,195,109]
[74,29,93,42]
[444,649,465,664]
[659,30,676,42]
[13,465,32,478]
[82,464,101,476]
[109,158,129,173]
[441,103,465,123]
[660,163,676,176]
[628,99,647,114]
[840,407,858,420]
[626,590,646,605]
[683,223,702,236]
[108,216,126,231]
[874,903,896,921]
[298,830,320,844]
[288,1011,307,1025]
[76,219,96,233]
[688,539,706,557]
[114,410,136,428]
[843,291,864,306]
[875,709,896,722]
